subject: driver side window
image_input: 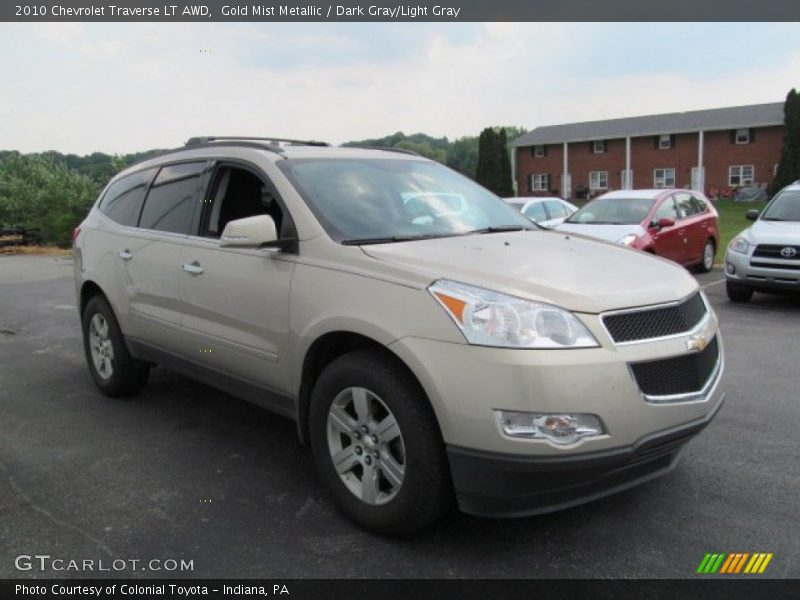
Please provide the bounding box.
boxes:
[654,196,679,221]
[202,166,286,238]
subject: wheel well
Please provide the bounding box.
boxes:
[296,332,420,445]
[79,281,106,318]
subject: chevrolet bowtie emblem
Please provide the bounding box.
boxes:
[687,332,711,353]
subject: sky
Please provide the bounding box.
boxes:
[0,22,798,155]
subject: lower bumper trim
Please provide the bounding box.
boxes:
[448,394,724,518]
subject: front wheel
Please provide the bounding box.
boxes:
[82,295,149,397]
[726,281,754,303]
[309,350,453,534]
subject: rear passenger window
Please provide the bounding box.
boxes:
[139,162,206,234]
[98,168,155,227]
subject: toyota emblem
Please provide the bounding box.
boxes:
[780,247,797,258]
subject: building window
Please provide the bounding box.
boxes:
[735,128,751,144]
[729,165,754,186]
[530,173,549,192]
[533,145,546,157]
[589,171,608,190]
[593,140,607,154]
[659,134,672,149]
[654,168,676,188]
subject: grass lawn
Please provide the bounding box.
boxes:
[713,199,761,262]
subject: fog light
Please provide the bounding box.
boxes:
[726,263,736,275]
[495,410,605,445]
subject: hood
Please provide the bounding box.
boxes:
[362,230,697,314]
[553,222,646,243]
[746,220,800,243]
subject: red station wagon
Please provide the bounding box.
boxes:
[556,189,720,272]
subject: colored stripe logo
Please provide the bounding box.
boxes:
[696,552,773,574]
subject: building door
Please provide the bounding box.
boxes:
[621,169,633,190]
[562,173,571,199]
[691,167,705,192]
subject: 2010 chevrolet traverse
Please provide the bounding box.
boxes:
[73,137,725,534]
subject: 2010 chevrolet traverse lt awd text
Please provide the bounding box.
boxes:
[73,137,725,534]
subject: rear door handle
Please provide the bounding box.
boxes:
[182,261,204,275]
[118,249,132,261]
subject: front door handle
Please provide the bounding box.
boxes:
[118,249,132,261]
[182,261,204,275]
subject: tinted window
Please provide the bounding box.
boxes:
[277,159,531,243]
[543,200,568,219]
[139,162,206,234]
[523,202,547,221]
[689,195,707,214]
[98,168,155,227]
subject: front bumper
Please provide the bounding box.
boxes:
[447,396,723,517]
[725,250,800,291]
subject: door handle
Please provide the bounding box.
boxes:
[182,261,204,275]
[118,249,132,261]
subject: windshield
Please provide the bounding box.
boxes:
[761,189,800,221]
[277,158,533,243]
[566,196,656,225]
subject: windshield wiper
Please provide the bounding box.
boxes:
[463,225,529,235]
[761,217,786,221]
[341,233,458,245]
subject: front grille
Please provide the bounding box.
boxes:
[630,336,719,398]
[602,293,707,343]
[752,244,800,258]
[750,261,800,271]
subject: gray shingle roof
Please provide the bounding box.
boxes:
[512,102,784,147]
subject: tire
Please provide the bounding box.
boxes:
[82,295,149,397]
[698,239,716,273]
[726,281,754,303]
[309,350,453,534]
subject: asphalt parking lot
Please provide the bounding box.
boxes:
[0,255,798,579]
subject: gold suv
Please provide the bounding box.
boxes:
[73,137,725,533]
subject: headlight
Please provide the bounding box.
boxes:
[618,233,638,247]
[429,279,599,348]
[495,410,606,444]
[729,236,750,254]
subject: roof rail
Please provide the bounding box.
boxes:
[185,136,329,147]
[343,144,420,156]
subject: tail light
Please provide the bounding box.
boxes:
[72,226,81,243]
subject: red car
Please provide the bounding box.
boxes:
[555,189,720,272]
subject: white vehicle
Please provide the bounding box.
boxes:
[725,181,800,302]
[504,197,578,227]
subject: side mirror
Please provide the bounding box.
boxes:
[220,215,278,248]
[746,210,760,221]
[655,217,675,229]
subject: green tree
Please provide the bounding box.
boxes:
[475,127,513,196]
[772,88,800,195]
[446,136,478,179]
[0,153,99,246]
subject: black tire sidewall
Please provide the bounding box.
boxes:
[308,350,451,534]
[82,295,147,396]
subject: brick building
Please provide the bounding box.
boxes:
[511,102,784,200]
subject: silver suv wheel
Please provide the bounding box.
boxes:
[326,386,406,505]
[89,314,115,379]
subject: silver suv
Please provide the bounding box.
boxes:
[74,137,724,533]
[725,181,800,302]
